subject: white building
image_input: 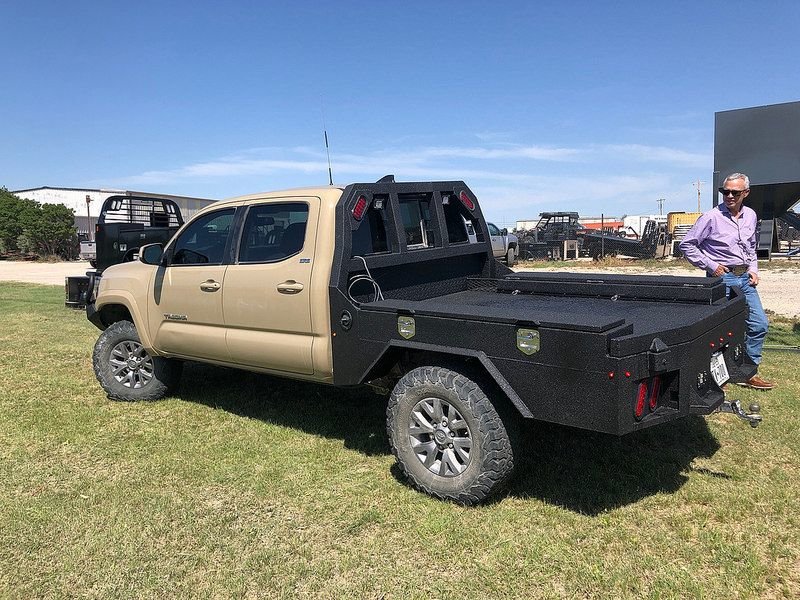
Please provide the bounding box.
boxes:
[11,186,216,237]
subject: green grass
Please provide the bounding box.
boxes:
[1,282,799,598]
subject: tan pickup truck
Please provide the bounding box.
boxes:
[87,177,758,504]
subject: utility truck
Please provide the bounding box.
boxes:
[86,177,760,504]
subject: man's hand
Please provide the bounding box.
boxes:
[712,265,729,277]
[749,271,759,286]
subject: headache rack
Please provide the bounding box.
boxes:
[98,195,183,228]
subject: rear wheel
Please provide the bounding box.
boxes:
[92,320,182,401]
[387,366,517,505]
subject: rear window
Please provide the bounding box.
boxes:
[351,194,390,256]
[399,193,435,249]
[443,192,483,243]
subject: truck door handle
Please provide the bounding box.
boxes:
[277,280,304,294]
[200,279,221,292]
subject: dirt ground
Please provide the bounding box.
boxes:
[1,259,799,318]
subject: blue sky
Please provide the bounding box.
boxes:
[2,1,799,226]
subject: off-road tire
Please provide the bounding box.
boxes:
[506,247,517,267]
[387,366,516,505]
[92,320,182,401]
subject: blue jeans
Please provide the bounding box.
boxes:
[721,272,769,365]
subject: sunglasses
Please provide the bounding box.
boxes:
[718,188,746,197]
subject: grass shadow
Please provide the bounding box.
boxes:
[177,362,722,512]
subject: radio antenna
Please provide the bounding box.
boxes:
[321,101,333,186]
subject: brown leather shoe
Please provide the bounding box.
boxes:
[736,375,776,390]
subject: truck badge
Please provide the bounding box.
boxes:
[163,313,188,321]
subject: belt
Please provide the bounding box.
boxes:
[726,265,749,276]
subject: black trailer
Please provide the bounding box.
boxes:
[581,219,670,259]
[517,212,582,260]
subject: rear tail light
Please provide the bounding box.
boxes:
[458,190,475,211]
[635,382,648,420]
[352,195,368,220]
[634,376,663,420]
[649,376,661,411]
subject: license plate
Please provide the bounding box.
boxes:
[710,350,729,387]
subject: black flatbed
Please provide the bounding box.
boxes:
[365,272,740,356]
[328,180,751,436]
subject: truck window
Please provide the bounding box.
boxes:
[351,194,390,256]
[487,223,501,236]
[442,194,481,244]
[238,202,309,263]
[399,193,435,249]
[171,209,235,265]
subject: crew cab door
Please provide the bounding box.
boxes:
[147,207,237,361]
[488,222,505,257]
[222,197,319,374]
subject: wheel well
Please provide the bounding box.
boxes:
[97,304,133,329]
[366,348,526,418]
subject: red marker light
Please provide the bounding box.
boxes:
[608,372,615,379]
[459,191,475,211]
[625,371,631,378]
[352,196,368,220]
[720,337,724,343]
[728,332,733,337]
[710,342,715,348]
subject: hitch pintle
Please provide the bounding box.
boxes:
[719,399,763,428]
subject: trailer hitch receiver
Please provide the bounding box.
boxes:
[718,399,762,428]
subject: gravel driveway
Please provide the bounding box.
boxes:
[2,259,799,318]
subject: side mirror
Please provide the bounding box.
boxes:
[139,243,164,265]
[501,228,508,236]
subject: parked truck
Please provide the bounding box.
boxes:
[66,192,210,308]
[86,177,760,505]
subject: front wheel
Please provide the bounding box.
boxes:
[387,366,517,505]
[506,247,517,267]
[92,320,182,401]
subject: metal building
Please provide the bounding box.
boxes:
[714,101,800,258]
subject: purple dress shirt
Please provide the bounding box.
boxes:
[679,204,759,275]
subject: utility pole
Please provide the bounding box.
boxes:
[692,180,705,212]
[657,198,665,215]
[85,195,93,241]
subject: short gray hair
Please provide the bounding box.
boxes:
[723,172,750,189]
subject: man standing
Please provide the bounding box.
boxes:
[680,172,774,390]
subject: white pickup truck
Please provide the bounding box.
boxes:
[487,223,518,265]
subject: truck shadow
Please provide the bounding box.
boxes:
[178,363,723,514]
[178,363,391,456]
[506,418,723,514]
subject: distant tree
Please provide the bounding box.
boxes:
[0,188,39,254]
[0,187,76,258]
[21,203,77,257]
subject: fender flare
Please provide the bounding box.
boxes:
[94,290,154,349]
[364,340,533,419]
